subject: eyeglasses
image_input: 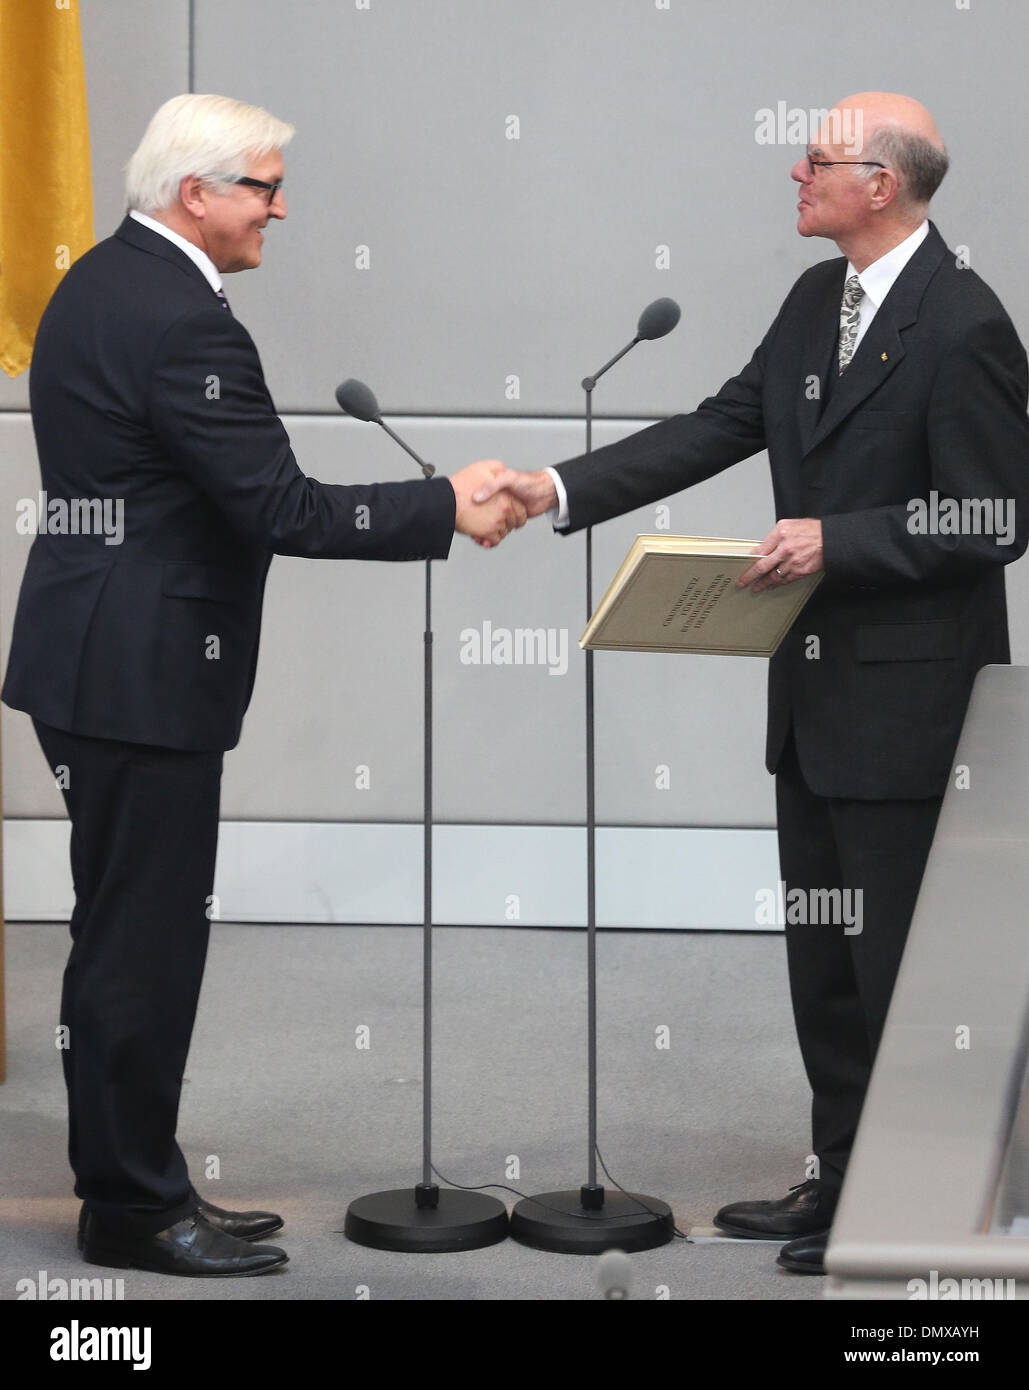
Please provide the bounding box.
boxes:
[806,153,885,177]
[230,175,284,205]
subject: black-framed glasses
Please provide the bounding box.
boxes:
[806,153,885,177]
[230,175,283,205]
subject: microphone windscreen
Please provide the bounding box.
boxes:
[596,1248,633,1299]
[335,378,380,421]
[637,297,681,341]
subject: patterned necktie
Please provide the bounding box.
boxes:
[837,274,864,374]
[215,289,231,313]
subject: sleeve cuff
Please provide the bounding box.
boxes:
[545,467,570,529]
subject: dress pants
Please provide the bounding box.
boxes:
[776,731,943,1195]
[33,720,223,1236]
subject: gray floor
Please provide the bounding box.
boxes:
[0,921,825,1301]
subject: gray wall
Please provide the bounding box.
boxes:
[4,1,1029,855]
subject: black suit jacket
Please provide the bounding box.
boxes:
[556,224,1029,799]
[2,216,456,751]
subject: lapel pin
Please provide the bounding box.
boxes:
[881,352,888,361]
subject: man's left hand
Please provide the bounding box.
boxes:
[738,518,824,593]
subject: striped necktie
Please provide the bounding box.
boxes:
[837,274,864,374]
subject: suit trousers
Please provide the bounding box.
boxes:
[33,720,223,1236]
[776,731,943,1194]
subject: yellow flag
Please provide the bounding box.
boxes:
[0,0,94,377]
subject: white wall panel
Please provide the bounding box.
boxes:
[6,413,1029,828]
[3,819,782,930]
[192,0,1029,416]
[5,0,1029,930]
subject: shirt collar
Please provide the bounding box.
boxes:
[129,209,223,295]
[848,219,929,311]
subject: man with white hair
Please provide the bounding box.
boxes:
[475,93,1029,1274]
[2,94,522,1277]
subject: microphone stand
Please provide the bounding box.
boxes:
[508,306,678,1253]
[339,383,509,1252]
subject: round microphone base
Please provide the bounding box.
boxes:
[344,1188,509,1253]
[509,1189,674,1254]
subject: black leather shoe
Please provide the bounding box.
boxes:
[81,1212,288,1277]
[713,1179,838,1238]
[777,1229,828,1274]
[191,1195,284,1242]
[78,1195,284,1249]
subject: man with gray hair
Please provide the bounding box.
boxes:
[2,93,523,1277]
[476,92,1029,1274]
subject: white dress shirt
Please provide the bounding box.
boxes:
[846,218,929,353]
[545,219,931,528]
[129,208,223,296]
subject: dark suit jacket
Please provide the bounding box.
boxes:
[2,215,456,751]
[555,224,1029,799]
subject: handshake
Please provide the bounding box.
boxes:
[448,459,825,587]
[449,460,558,549]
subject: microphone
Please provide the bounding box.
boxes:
[335,378,380,423]
[582,297,681,391]
[335,377,435,478]
[596,1248,633,1300]
[636,296,681,341]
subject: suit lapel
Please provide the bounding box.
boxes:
[803,223,948,457]
[114,215,217,296]
[796,266,845,458]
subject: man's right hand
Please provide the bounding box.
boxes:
[471,467,558,518]
[450,460,528,548]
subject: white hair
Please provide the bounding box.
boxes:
[857,124,949,206]
[126,93,295,214]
